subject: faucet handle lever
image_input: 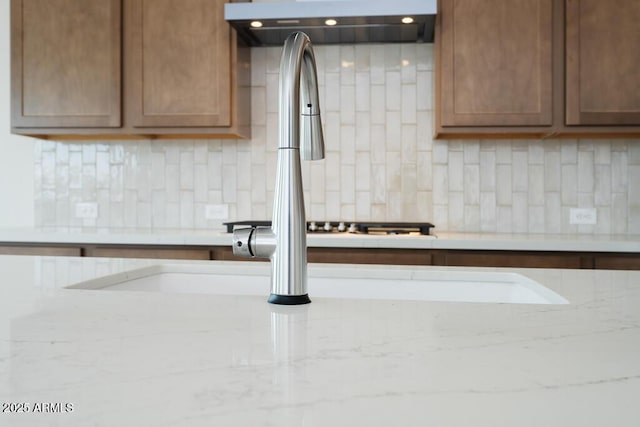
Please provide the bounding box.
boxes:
[232,227,255,257]
[232,226,276,259]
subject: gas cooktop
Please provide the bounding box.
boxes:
[224,221,435,236]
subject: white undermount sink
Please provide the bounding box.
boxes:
[66,263,569,305]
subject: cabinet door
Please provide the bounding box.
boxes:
[126,0,231,128]
[438,0,553,127]
[566,0,640,125]
[11,0,121,128]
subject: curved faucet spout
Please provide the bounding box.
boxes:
[279,32,325,159]
[232,32,324,305]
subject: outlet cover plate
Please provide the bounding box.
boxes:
[205,204,229,220]
[75,202,98,219]
[569,208,597,225]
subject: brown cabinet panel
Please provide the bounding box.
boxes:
[594,255,640,271]
[211,247,268,262]
[0,246,81,257]
[438,0,553,127]
[566,0,640,125]
[126,0,231,127]
[11,0,249,138]
[308,248,432,265]
[434,250,583,269]
[11,0,121,128]
[85,247,210,260]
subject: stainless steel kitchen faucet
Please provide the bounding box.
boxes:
[232,32,325,305]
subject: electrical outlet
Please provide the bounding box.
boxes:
[569,208,597,225]
[75,202,98,219]
[205,204,229,220]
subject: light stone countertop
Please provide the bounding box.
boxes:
[0,227,639,252]
[1,255,639,426]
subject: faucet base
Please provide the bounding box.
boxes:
[268,294,311,305]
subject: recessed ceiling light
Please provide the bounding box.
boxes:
[250,21,263,28]
[401,17,414,24]
[325,18,338,26]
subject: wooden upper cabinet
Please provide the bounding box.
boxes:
[438,0,553,127]
[566,0,640,125]
[126,0,231,128]
[11,0,121,128]
[10,0,250,138]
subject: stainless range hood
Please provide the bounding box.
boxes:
[224,0,437,46]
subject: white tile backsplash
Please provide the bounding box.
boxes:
[33,44,640,235]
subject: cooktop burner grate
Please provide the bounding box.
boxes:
[224,221,435,236]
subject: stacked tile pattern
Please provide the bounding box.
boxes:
[34,44,640,234]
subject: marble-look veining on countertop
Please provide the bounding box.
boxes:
[1,255,639,426]
[33,44,640,235]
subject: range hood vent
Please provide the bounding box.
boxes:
[224,0,437,46]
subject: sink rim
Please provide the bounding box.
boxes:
[65,263,569,305]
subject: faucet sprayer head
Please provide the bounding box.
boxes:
[301,102,325,160]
